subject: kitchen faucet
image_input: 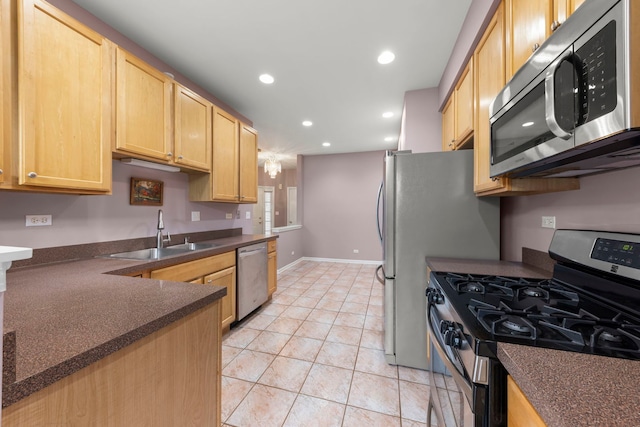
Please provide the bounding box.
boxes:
[156,209,171,249]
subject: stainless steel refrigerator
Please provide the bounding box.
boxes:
[376,150,500,371]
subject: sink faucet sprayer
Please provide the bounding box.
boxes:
[156,209,171,249]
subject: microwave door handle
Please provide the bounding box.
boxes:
[544,49,574,140]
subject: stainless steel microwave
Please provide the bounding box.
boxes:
[489,0,640,179]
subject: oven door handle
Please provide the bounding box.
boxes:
[544,47,575,140]
[427,302,473,406]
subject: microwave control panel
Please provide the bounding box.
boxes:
[575,20,617,125]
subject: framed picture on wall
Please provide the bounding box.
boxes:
[130,178,163,206]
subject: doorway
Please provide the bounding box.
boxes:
[252,186,274,234]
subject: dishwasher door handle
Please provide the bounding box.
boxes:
[239,247,266,256]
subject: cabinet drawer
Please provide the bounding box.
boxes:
[150,251,235,282]
[267,240,277,253]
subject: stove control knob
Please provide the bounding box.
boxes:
[444,329,462,349]
[439,320,453,334]
[426,288,444,304]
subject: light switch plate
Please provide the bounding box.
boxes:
[191,211,200,221]
[245,211,251,219]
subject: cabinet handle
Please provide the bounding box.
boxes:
[27,172,37,178]
[207,279,212,284]
[551,20,562,32]
[491,176,500,182]
[177,155,183,160]
[0,169,3,175]
[532,43,540,52]
[167,152,173,157]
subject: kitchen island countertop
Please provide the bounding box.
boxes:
[3,233,275,407]
[426,256,640,427]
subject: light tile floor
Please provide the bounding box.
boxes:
[221,260,457,426]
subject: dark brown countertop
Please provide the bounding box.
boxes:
[3,233,276,407]
[498,343,640,427]
[426,255,640,427]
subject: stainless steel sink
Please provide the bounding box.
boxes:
[104,242,220,260]
[164,242,220,251]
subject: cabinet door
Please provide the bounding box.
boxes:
[18,0,112,191]
[454,58,474,148]
[507,376,547,427]
[239,123,258,203]
[0,0,7,185]
[116,48,172,162]
[211,108,239,201]
[506,0,553,78]
[506,0,552,79]
[441,97,455,151]
[267,250,277,297]
[204,266,236,329]
[174,84,211,172]
[474,2,508,193]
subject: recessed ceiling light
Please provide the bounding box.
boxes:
[302,120,313,127]
[385,137,395,142]
[377,51,395,65]
[259,74,275,84]
[322,142,331,147]
[522,121,534,127]
[382,112,394,118]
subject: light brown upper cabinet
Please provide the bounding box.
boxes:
[507,0,587,79]
[239,123,258,203]
[0,0,8,186]
[441,97,455,151]
[174,84,212,172]
[190,109,258,204]
[473,1,579,196]
[115,48,173,163]
[442,59,474,151]
[14,0,112,193]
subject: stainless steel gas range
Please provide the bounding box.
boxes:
[426,230,640,427]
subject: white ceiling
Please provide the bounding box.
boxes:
[72,0,472,167]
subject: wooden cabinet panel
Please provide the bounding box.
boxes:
[506,0,552,78]
[507,376,547,427]
[267,240,277,253]
[116,48,172,162]
[454,58,474,148]
[211,108,239,201]
[18,0,112,192]
[474,2,507,194]
[0,0,7,186]
[267,250,277,297]
[174,84,212,172]
[204,266,236,329]
[239,123,258,203]
[441,97,455,151]
[150,251,235,282]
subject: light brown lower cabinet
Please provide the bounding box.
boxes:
[2,302,222,426]
[267,239,277,297]
[150,251,236,328]
[507,375,547,427]
[204,266,236,329]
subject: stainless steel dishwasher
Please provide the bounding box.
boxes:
[236,242,268,322]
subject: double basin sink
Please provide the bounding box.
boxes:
[106,242,221,261]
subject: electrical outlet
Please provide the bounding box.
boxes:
[245,211,251,219]
[26,215,52,227]
[225,213,233,220]
[191,211,200,221]
[353,249,359,254]
[541,216,556,229]
[291,251,295,255]
[236,210,240,219]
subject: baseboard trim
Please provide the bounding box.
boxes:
[278,256,382,274]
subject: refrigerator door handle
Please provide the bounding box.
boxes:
[376,180,384,244]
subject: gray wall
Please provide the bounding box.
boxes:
[0,161,252,249]
[398,88,442,153]
[302,151,384,262]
